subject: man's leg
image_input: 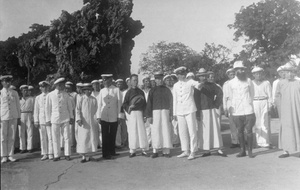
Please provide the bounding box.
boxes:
[233,116,246,157]
[8,119,17,159]
[39,125,48,156]
[229,113,239,146]
[135,111,149,151]
[51,124,61,159]
[151,110,161,154]
[161,110,172,154]
[26,113,33,151]
[185,112,198,159]
[1,120,9,158]
[62,122,71,157]
[109,122,118,155]
[177,115,190,157]
[245,114,256,158]
[19,114,26,151]
[46,125,54,159]
[100,121,110,158]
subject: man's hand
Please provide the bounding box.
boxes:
[34,122,39,128]
[17,118,21,125]
[77,120,83,126]
[97,118,101,124]
[148,117,153,124]
[45,121,51,127]
[69,118,74,125]
[128,105,134,114]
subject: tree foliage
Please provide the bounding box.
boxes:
[229,0,300,69]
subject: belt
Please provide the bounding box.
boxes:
[253,97,268,101]
[21,111,33,113]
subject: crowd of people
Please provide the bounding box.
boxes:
[1,60,299,164]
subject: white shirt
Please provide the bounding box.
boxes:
[272,79,280,104]
[91,91,100,99]
[0,88,21,120]
[227,77,254,116]
[252,80,272,107]
[45,89,74,124]
[96,85,122,122]
[34,92,48,124]
[173,79,200,116]
[222,80,230,111]
[143,88,151,102]
[20,97,35,112]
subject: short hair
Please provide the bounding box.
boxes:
[130,74,138,79]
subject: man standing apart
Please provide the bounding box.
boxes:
[34,81,53,160]
[0,75,21,163]
[46,78,74,161]
[19,85,35,153]
[146,72,173,158]
[173,66,202,160]
[228,61,256,158]
[96,74,122,159]
[123,74,149,157]
[251,67,272,148]
[223,68,239,148]
[275,62,300,158]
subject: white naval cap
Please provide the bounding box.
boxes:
[226,68,235,74]
[76,82,83,87]
[19,85,28,90]
[91,80,100,84]
[39,81,50,86]
[28,85,34,90]
[174,66,187,74]
[115,79,124,83]
[186,72,195,78]
[9,85,16,90]
[101,74,113,78]
[251,66,264,73]
[0,75,13,81]
[53,77,65,85]
[163,74,171,81]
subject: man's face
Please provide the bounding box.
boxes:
[207,74,215,83]
[57,83,65,91]
[278,71,285,79]
[65,86,72,93]
[198,75,207,83]
[131,76,138,88]
[40,85,49,93]
[253,71,263,81]
[227,72,235,80]
[143,78,151,88]
[92,83,100,92]
[150,80,156,88]
[126,80,131,88]
[76,87,82,94]
[21,89,28,97]
[177,73,186,80]
[235,68,247,81]
[164,78,171,87]
[155,78,163,86]
[285,70,296,80]
[116,81,123,89]
[1,80,11,88]
[83,88,92,96]
[103,77,112,87]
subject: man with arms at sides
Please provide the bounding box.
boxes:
[96,74,122,159]
[275,61,300,158]
[223,68,239,148]
[195,68,226,157]
[45,77,74,161]
[34,81,54,161]
[115,79,126,148]
[146,72,173,158]
[122,74,149,158]
[0,75,21,163]
[65,81,76,151]
[142,76,152,147]
[228,61,256,158]
[173,66,202,160]
[76,83,98,163]
[251,67,272,148]
[91,80,101,148]
[19,85,35,153]
[272,66,285,118]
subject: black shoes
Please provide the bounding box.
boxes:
[278,153,289,158]
[65,156,71,161]
[163,154,171,158]
[129,153,136,158]
[230,144,240,148]
[20,150,27,154]
[141,152,149,157]
[151,153,159,158]
[53,157,60,162]
[201,152,211,157]
[217,151,227,157]
[28,149,34,153]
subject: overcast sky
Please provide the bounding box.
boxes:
[0,0,265,75]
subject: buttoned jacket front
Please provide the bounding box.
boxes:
[0,88,21,120]
[173,79,199,116]
[20,96,35,112]
[96,85,122,122]
[34,92,48,125]
[45,89,74,124]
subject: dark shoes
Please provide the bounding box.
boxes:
[53,157,60,162]
[201,152,211,157]
[28,149,34,153]
[129,153,136,158]
[230,144,240,148]
[151,153,159,158]
[217,151,227,157]
[20,150,27,154]
[103,155,112,160]
[65,156,71,161]
[141,152,149,157]
[163,154,171,158]
[278,153,289,158]
[236,152,247,157]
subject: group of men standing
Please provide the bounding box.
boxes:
[1,59,299,164]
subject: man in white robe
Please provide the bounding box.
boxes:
[122,74,149,158]
[46,77,74,161]
[146,72,173,158]
[76,83,98,163]
[91,80,101,149]
[34,81,53,160]
[251,67,272,148]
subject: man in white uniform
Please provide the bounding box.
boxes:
[227,61,256,158]
[65,81,76,150]
[19,85,35,153]
[223,68,239,148]
[0,75,21,163]
[34,81,53,160]
[91,80,101,148]
[46,77,74,161]
[272,66,285,118]
[251,67,272,148]
[173,66,202,160]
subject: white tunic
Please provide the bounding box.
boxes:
[76,95,98,153]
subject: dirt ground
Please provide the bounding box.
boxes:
[1,118,300,190]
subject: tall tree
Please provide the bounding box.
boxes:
[229,0,300,69]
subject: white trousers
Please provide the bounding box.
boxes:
[253,100,271,146]
[52,122,71,158]
[171,119,180,145]
[151,110,172,149]
[115,123,122,146]
[19,113,33,150]
[229,113,238,144]
[177,112,198,153]
[126,111,149,153]
[1,119,17,157]
[144,119,152,145]
[98,123,102,147]
[39,124,53,155]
